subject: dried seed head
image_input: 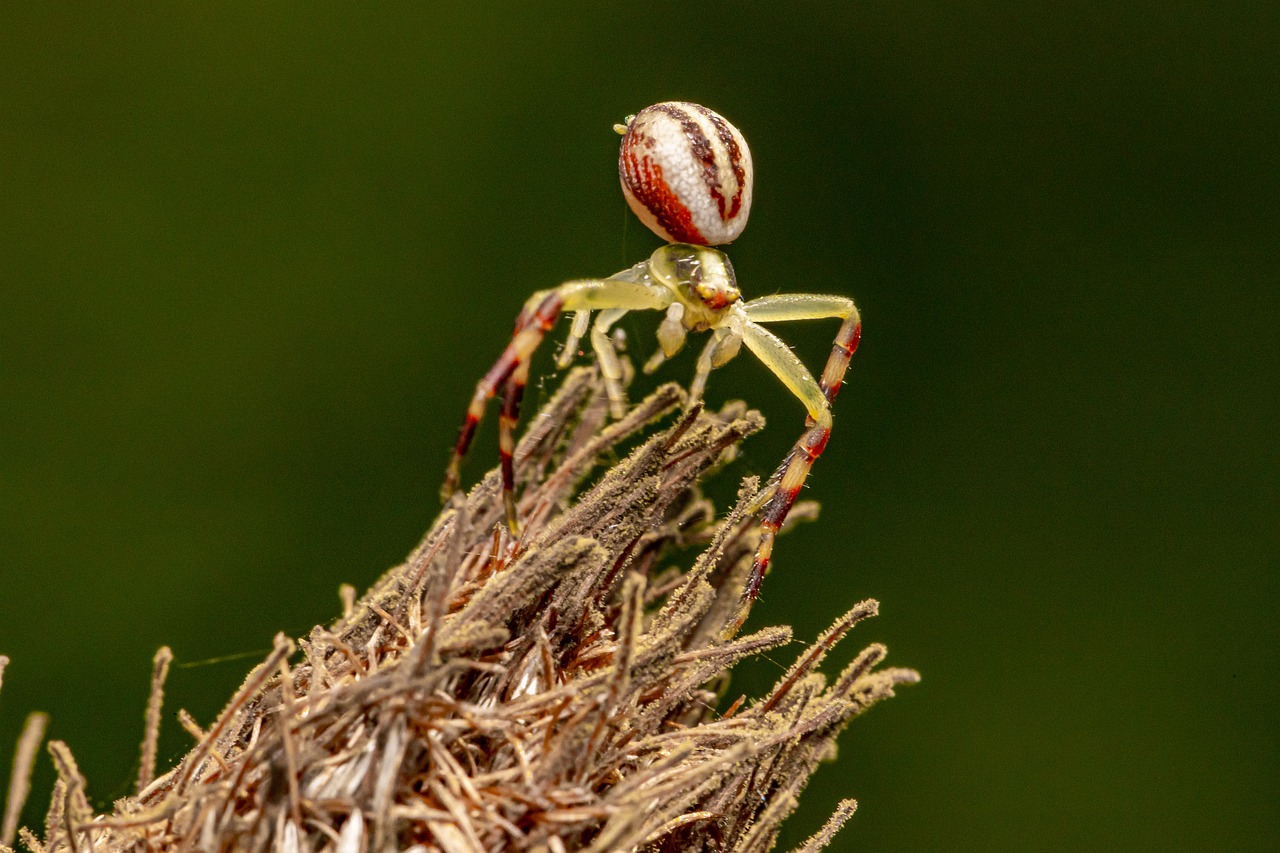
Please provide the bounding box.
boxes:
[19,369,915,853]
[619,101,754,245]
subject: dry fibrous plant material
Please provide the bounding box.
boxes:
[7,367,917,853]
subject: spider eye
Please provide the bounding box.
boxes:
[618,101,753,246]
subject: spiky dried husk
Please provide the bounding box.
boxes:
[23,368,917,853]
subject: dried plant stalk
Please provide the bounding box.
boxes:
[3,712,48,850]
[17,367,917,853]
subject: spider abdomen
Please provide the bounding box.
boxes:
[619,102,754,246]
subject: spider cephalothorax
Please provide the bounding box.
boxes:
[442,101,861,609]
[651,243,741,319]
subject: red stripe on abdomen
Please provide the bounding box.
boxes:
[622,150,707,245]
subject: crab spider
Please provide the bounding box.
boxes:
[441,102,861,605]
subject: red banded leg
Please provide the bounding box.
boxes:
[817,311,861,402]
[440,292,564,509]
[743,312,862,603]
[498,359,530,533]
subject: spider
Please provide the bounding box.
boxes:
[441,101,861,604]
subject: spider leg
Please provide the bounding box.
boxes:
[442,291,563,503]
[744,293,860,399]
[591,308,631,419]
[739,319,830,423]
[689,332,721,406]
[736,297,861,609]
[498,358,531,533]
[441,278,672,518]
[743,293,857,325]
[688,323,743,407]
[556,310,592,369]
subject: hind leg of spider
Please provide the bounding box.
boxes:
[441,279,672,508]
[734,296,861,615]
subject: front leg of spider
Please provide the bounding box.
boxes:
[736,296,862,607]
[440,276,671,534]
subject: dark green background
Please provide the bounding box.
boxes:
[2,3,1275,850]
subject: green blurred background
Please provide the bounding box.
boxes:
[2,2,1276,850]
